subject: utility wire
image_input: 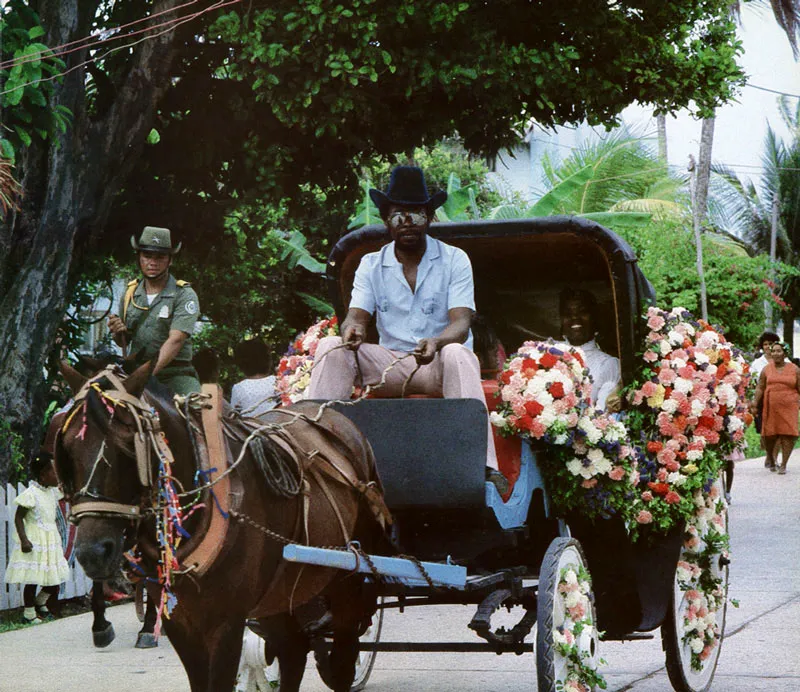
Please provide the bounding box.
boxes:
[0,0,205,71]
[0,0,239,98]
[745,83,800,99]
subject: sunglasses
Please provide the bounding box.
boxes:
[387,210,428,228]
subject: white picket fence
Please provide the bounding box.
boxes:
[1,482,92,610]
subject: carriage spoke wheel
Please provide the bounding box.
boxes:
[663,479,729,692]
[135,581,147,623]
[235,629,280,691]
[536,537,600,692]
[314,599,384,692]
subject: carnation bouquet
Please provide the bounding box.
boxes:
[490,341,592,443]
[275,315,339,405]
[492,341,640,521]
[623,306,750,533]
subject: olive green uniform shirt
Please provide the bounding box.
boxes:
[121,274,201,395]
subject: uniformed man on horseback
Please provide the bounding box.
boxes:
[106,226,201,395]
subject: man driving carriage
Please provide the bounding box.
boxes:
[308,166,503,487]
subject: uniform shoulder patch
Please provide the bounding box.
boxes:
[176,279,191,287]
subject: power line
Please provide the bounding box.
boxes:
[745,83,800,99]
[0,0,239,98]
[0,0,203,71]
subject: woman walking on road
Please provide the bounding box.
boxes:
[4,452,69,624]
[753,342,800,475]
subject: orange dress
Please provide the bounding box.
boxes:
[762,362,800,437]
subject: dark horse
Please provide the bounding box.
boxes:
[44,410,160,649]
[55,362,388,692]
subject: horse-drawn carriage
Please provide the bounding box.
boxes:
[56,217,729,692]
[265,217,729,692]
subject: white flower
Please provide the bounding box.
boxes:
[690,638,705,654]
[661,398,679,414]
[667,472,687,487]
[686,449,703,461]
[564,590,582,609]
[566,458,584,477]
[554,433,568,445]
[539,406,557,427]
[526,377,546,396]
[578,416,602,444]
[490,411,506,428]
[693,351,710,365]
[659,340,672,356]
[668,329,684,346]
[691,399,705,416]
[674,377,693,394]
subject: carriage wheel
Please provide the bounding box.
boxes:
[662,481,729,692]
[235,629,281,691]
[135,581,147,623]
[314,599,384,692]
[536,537,600,692]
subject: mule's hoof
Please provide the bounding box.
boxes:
[135,632,159,649]
[93,623,116,648]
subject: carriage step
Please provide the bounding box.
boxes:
[357,642,534,653]
[282,544,467,588]
[605,632,655,641]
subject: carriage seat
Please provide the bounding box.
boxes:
[356,379,522,500]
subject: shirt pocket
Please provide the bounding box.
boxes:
[376,296,390,313]
[421,292,446,316]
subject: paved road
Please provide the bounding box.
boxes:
[1,453,798,691]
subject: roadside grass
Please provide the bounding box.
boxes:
[743,422,800,459]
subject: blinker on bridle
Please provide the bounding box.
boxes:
[57,367,166,524]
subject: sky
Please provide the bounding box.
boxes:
[623,4,800,192]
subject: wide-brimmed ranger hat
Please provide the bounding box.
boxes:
[369,166,447,217]
[130,226,181,255]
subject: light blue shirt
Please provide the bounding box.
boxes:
[350,237,475,352]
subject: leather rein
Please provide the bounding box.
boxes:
[57,367,173,525]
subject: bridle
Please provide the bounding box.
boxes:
[57,366,173,525]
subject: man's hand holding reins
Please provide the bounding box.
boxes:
[413,338,439,365]
[107,314,129,346]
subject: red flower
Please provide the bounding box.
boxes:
[664,491,682,504]
[550,381,565,398]
[698,415,716,430]
[524,400,544,417]
[517,414,534,430]
[647,441,663,453]
[501,370,513,385]
[648,482,670,496]
[540,353,558,369]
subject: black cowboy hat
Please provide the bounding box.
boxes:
[369,166,447,217]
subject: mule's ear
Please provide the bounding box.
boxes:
[76,355,103,375]
[123,361,154,397]
[60,361,88,395]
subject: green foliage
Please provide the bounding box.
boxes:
[0,415,26,483]
[0,0,71,160]
[616,220,798,347]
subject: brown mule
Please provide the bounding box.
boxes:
[55,361,389,692]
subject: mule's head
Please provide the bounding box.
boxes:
[56,361,155,579]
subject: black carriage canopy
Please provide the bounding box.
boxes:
[325,217,656,385]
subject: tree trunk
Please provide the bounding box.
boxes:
[656,113,668,163]
[0,0,181,483]
[782,310,795,350]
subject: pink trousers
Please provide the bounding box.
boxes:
[308,337,498,469]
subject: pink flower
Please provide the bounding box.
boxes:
[581,478,598,488]
[647,314,666,331]
[636,510,653,524]
[609,466,626,481]
[641,491,654,502]
[641,381,659,397]
[643,350,659,362]
[664,491,682,504]
[658,368,677,385]
[529,420,547,438]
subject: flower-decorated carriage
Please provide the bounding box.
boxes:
[267,217,745,692]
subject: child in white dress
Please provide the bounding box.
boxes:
[4,452,70,624]
[231,338,278,417]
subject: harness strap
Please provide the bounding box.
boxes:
[70,501,141,522]
[307,464,351,544]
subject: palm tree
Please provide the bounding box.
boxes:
[489,129,686,231]
[0,158,20,215]
[710,95,800,340]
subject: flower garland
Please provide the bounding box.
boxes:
[275,315,339,405]
[552,565,606,692]
[623,307,750,534]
